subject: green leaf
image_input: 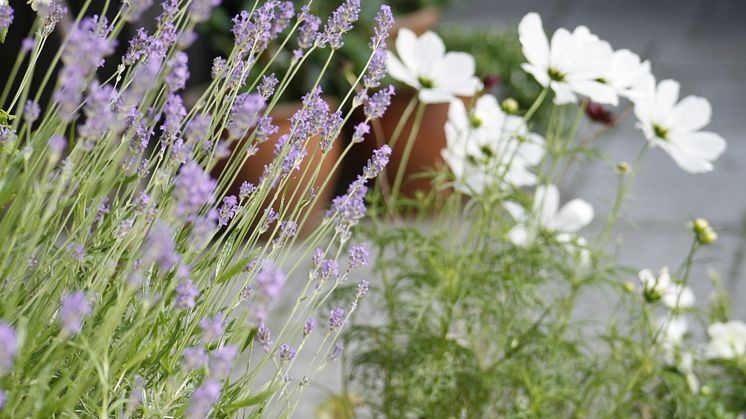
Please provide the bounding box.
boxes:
[215,255,254,284]
[224,382,282,411]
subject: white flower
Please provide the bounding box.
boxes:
[441,95,545,194]
[387,28,481,104]
[637,266,695,309]
[705,320,746,360]
[657,316,688,350]
[504,184,594,247]
[603,49,651,100]
[28,0,50,11]
[633,76,726,173]
[518,12,617,105]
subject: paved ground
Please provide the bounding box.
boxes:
[298,0,746,415]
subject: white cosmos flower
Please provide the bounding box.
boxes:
[638,266,695,309]
[441,95,545,194]
[387,28,481,104]
[603,49,651,100]
[634,76,726,173]
[504,184,594,247]
[705,320,746,360]
[518,12,617,106]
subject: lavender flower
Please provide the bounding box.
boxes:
[271,2,295,36]
[38,2,67,36]
[189,0,221,23]
[273,220,298,246]
[0,389,5,409]
[278,344,296,362]
[142,223,180,271]
[23,100,40,124]
[0,127,17,143]
[47,134,67,155]
[370,5,394,48]
[60,291,91,336]
[352,122,370,143]
[316,0,360,49]
[21,37,35,53]
[78,82,117,147]
[258,74,279,100]
[303,318,316,337]
[218,195,240,227]
[326,182,368,237]
[173,161,216,216]
[289,87,330,142]
[166,52,190,91]
[211,57,227,79]
[68,243,86,262]
[174,280,200,310]
[185,114,212,145]
[364,85,395,120]
[161,94,186,139]
[321,111,343,153]
[363,145,391,179]
[356,280,370,299]
[53,17,115,121]
[209,345,238,379]
[186,379,221,419]
[228,93,265,139]
[239,182,256,199]
[189,209,218,248]
[329,307,345,330]
[256,323,273,351]
[348,243,369,269]
[318,259,339,281]
[296,6,320,53]
[0,4,13,34]
[255,260,286,303]
[182,346,208,372]
[199,313,225,344]
[0,322,17,376]
[364,49,387,89]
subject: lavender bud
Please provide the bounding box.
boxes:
[329,342,343,361]
[278,344,296,362]
[348,243,369,270]
[0,322,17,376]
[182,346,208,372]
[174,280,200,310]
[209,345,237,379]
[217,195,240,227]
[23,100,40,125]
[199,313,225,344]
[303,318,316,337]
[328,307,345,331]
[356,280,370,299]
[352,122,370,143]
[59,291,92,336]
[186,379,221,419]
[166,52,189,91]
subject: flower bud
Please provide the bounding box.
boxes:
[615,162,631,175]
[623,281,636,293]
[691,218,717,245]
[501,98,519,114]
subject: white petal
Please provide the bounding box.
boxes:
[415,31,446,76]
[534,184,560,226]
[395,28,421,77]
[522,63,550,87]
[447,99,469,132]
[568,79,618,105]
[508,225,530,247]
[674,131,726,161]
[518,13,550,70]
[386,52,418,88]
[550,198,594,232]
[658,141,713,174]
[551,82,577,105]
[652,79,680,123]
[419,88,455,104]
[549,28,573,70]
[672,96,711,133]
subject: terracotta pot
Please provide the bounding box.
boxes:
[390,6,441,38]
[215,101,342,235]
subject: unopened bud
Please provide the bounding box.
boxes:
[691,218,717,245]
[616,162,631,174]
[501,98,519,115]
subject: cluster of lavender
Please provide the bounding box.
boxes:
[0,0,394,416]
